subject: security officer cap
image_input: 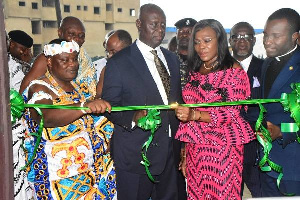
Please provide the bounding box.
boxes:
[174,18,197,29]
[8,30,33,48]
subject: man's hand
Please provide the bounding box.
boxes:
[267,121,282,141]
[133,110,147,124]
[257,121,282,142]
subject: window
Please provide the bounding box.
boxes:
[77,5,81,10]
[42,0,54,7]
[33,44,42,57]
[64,5,70,13]
[43,21,57,28]
[94,7,100,14]
[84,6,88,11]
[32,2,38,9]
[106,4,112,11]
[130,9,135,16]
[105,23,113,31]
[117,8,122,12]
[31,21,41,34]
[19,1,25,6]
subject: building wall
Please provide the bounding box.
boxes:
[3,0,139,58]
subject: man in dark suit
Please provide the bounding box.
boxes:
[102,4,182,200]
[259,8,300,196]
[229,22,264,197]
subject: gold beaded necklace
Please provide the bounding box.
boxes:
[203,61,218,70]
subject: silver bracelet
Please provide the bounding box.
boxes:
[80,101,87,114]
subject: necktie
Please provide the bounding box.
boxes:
[150,50,170,98]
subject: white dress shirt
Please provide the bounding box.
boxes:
[239,54,253,73]
[136,39,170,105]
[135,39,171,137]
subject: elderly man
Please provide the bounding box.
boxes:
[174,18,197,89]
[102,4,182,200]
[259,8,300,196]
[19,16,97,97]
[96,29,132,96]
[229,22,263,198]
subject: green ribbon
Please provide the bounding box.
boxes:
[281,83,300,133]
[138,109,161,182]
[10,89,25,124]
[9,83,300,187]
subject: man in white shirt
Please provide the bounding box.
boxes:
[229,22,264,198]
[102,4,182,200]
[7,30,34,200]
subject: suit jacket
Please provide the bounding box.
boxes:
[242,56,264,164]
[261,48,300,181]
[102,41,182,175]
[242,56,264,122]
[248,56,264,99]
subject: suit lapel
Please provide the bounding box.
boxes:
[261,59,273,98]
[267,50,300,98]
[248,57,261,77]
[161,48,177,103]
[128,42,164,104]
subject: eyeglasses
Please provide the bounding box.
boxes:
[231,34,254,42]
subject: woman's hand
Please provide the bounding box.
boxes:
[175,106,193,122]
[85,99,111,114]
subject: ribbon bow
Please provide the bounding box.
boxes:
[138,109,161,182]
[10,89,25,124]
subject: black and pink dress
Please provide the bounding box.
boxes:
[176,68,256,199]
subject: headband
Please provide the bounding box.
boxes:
[44,40,79,56]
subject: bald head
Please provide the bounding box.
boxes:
[58,16,86,47]
[138,4,165,21]
[230,22,255,36]
[136,4,166,48]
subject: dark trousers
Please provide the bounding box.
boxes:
[241,140,262,197]
[261,172,300,196]
[177,170,187,200]
[115,144,178,200]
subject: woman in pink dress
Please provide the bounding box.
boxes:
[175,19,256,199]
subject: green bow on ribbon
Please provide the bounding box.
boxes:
[10,89,25,124]
[138,109,161,182]
[281,83,300,134]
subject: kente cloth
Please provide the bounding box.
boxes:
[176,68,255,200]
[22,72,117,200]
[77,47,97,97]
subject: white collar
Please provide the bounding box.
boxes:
[239,54,253,72]
[275,44,297,61]
[136,39,161,53]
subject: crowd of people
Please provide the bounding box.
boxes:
[6,3,300,200]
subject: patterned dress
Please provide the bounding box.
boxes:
[176,68,255,200]
[22,71,117,200]
[9,54,34,199]
[77,47,97,97]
